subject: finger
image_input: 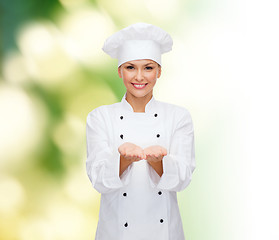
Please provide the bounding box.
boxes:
[146,155,156,162]
[160,151,166,156]
[120,151,126,157]
[126,150,134,157]
[133,156,141,162]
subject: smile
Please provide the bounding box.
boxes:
[131,83,148,89]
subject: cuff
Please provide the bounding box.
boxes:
[148,154,179,190]
[103,148,133,188]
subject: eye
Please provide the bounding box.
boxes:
[145,66,153,70]
[126,65,134,70]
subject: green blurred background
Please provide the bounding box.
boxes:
[1,0,279,239]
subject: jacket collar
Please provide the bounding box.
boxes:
[121,92,156,113]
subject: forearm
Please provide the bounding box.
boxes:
[119,155,133,177]
[147,158,163,177]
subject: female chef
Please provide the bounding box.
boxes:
[86,22,196,240]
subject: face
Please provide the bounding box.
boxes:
[118,59,161,99]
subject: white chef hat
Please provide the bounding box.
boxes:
[102,22,173,67]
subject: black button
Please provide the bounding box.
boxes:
[124,222,128,227]
[160,219,164,223]
[156,134,160,138]
[120,116,123,120]
[123,193,127,197]
[154,113,158,117]
[120,134,123,139]
[158,191,162,195]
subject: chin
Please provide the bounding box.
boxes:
[131,93,146,98]
[132,91,152,98]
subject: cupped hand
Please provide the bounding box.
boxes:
[143,145,167,163]
[118,142,146,162]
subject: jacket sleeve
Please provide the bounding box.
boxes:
[86,108,130,194]
[148,108,196,192]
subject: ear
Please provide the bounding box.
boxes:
[118,67,122,78]
[157,66,162,78]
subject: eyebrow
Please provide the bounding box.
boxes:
[125,62,155,66]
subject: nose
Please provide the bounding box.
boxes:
[135,69,144,82]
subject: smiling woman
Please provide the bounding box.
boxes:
[118,59,161,112]
[85,22,195,240]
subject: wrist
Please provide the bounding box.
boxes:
[147,159,163,177]
[147,157,163,165]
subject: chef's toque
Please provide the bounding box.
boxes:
[102,22,173,67]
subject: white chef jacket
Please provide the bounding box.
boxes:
[86,92,195,240]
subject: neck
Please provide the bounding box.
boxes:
[126,92,153,112]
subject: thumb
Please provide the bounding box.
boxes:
[161,148,167,156]
[142,150,146,159]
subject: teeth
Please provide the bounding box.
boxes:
[134,84,145,88]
